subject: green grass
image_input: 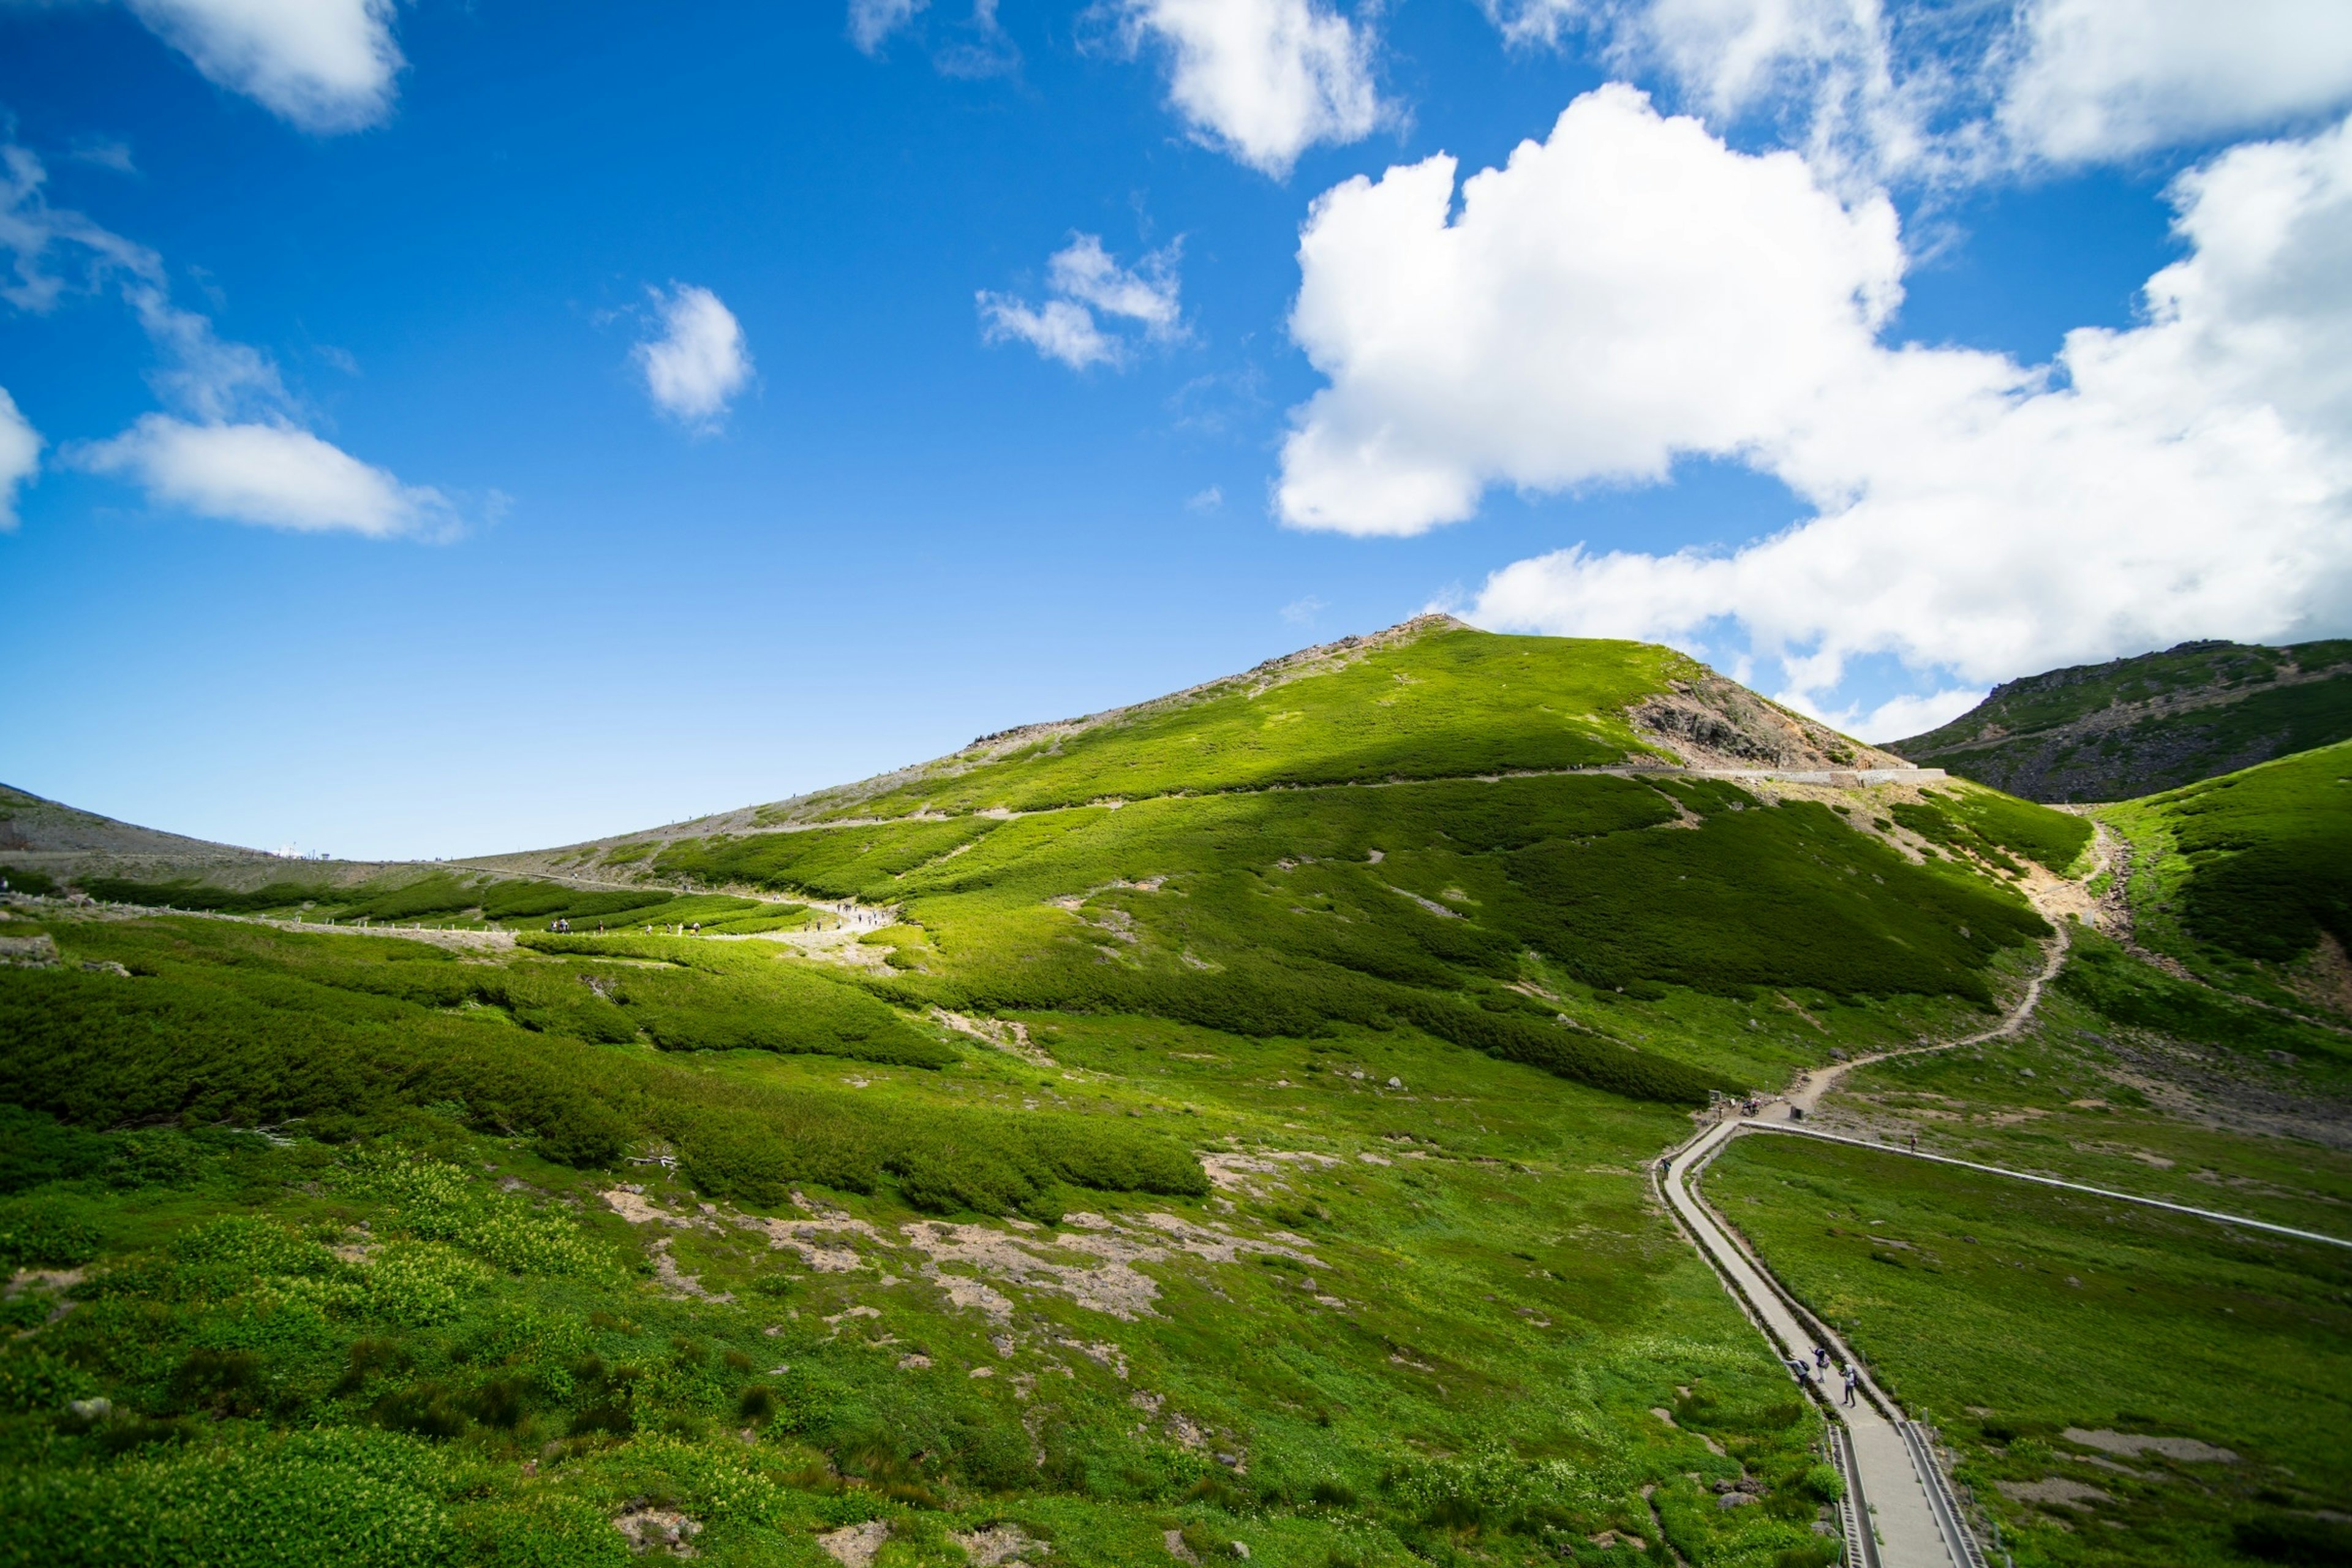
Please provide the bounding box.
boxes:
[0,909,1861,1568]
[1892,785,2094,875]
[660,774,2048,1109]
[1706,1133,2352,1567]
[1814,935,2352,1239]
[69,871,802,938]
[820,627,1689,820]
[2108,740,2352,969]
[0,916,1197,1215]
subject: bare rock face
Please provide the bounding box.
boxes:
[1630,675,1903,771]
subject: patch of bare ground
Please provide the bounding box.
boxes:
[903,1210,1321,1322]
[2288,932,2352,1024]
[816,1519,888,1567]
[601,1185,1325,1323]
[647,1236,731,1302]
[1200,1148,1342,1196]
[2064,1428,2239,1463]
[951,1525,1042,1567]
[1997,1477,2111,1509]
[0,933,56,967]
[932,1009,1055,1067]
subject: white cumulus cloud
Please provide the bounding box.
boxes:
[1280,85,1902,534]
[979,234,1183,370]
[2002,0,2352,164]
[634,285,754,428]
[1110,0,1388,175]
[126,0,405,134]
[0,386,42,530]
[76,415,454,537]
[1280,86,2352,712]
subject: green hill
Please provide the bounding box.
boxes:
[1890,638,2352,801]
[2098,738,2352,1022]
[0,622,2195,1568]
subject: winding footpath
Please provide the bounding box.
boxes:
[1654,899,2081,1567]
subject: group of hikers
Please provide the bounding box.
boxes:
[1787,1344,1863,1406]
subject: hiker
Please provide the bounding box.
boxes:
[1814,1346,1830,1371]
[1842,1368,1859,1406]
[1909,1131,1918,1152]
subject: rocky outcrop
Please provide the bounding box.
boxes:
[1630,675,1904,771]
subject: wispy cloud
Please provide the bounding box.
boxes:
[850,0,1019,77]
[979,233,1183,370]
[0,137,456,538]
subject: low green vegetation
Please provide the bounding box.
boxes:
[1889,786,2092,875]
[71,870,808,939]
[1707,1133,2352,1568]
[1893,639,2352,802]
[1818,931,2352,1237]
[658,774,2048,1110]
[822,627,1687,820]
[17,625,2342,1566]
[0,908,1857,1567]
[2108,741,2351,966]
[0,916,1196,1213]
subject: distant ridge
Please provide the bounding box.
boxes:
[478,618,1909,876]
[0,783,412,892]
[0,782,272,869]
[1890,638,2352,802]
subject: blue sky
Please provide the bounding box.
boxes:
[4,0,2351,859]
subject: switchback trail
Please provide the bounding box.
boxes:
[1654,883,2084,1566]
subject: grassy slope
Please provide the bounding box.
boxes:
[808,628,1687,820]
[0,911,1856,1568]
[45,869,811,939]
[1891,640,2352,803]
[0,627,2146,1567]
[1707,1134,2352,1568]
[2098,739,2352,1019]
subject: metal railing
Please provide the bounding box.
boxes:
[1902,1422,1989,1568]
